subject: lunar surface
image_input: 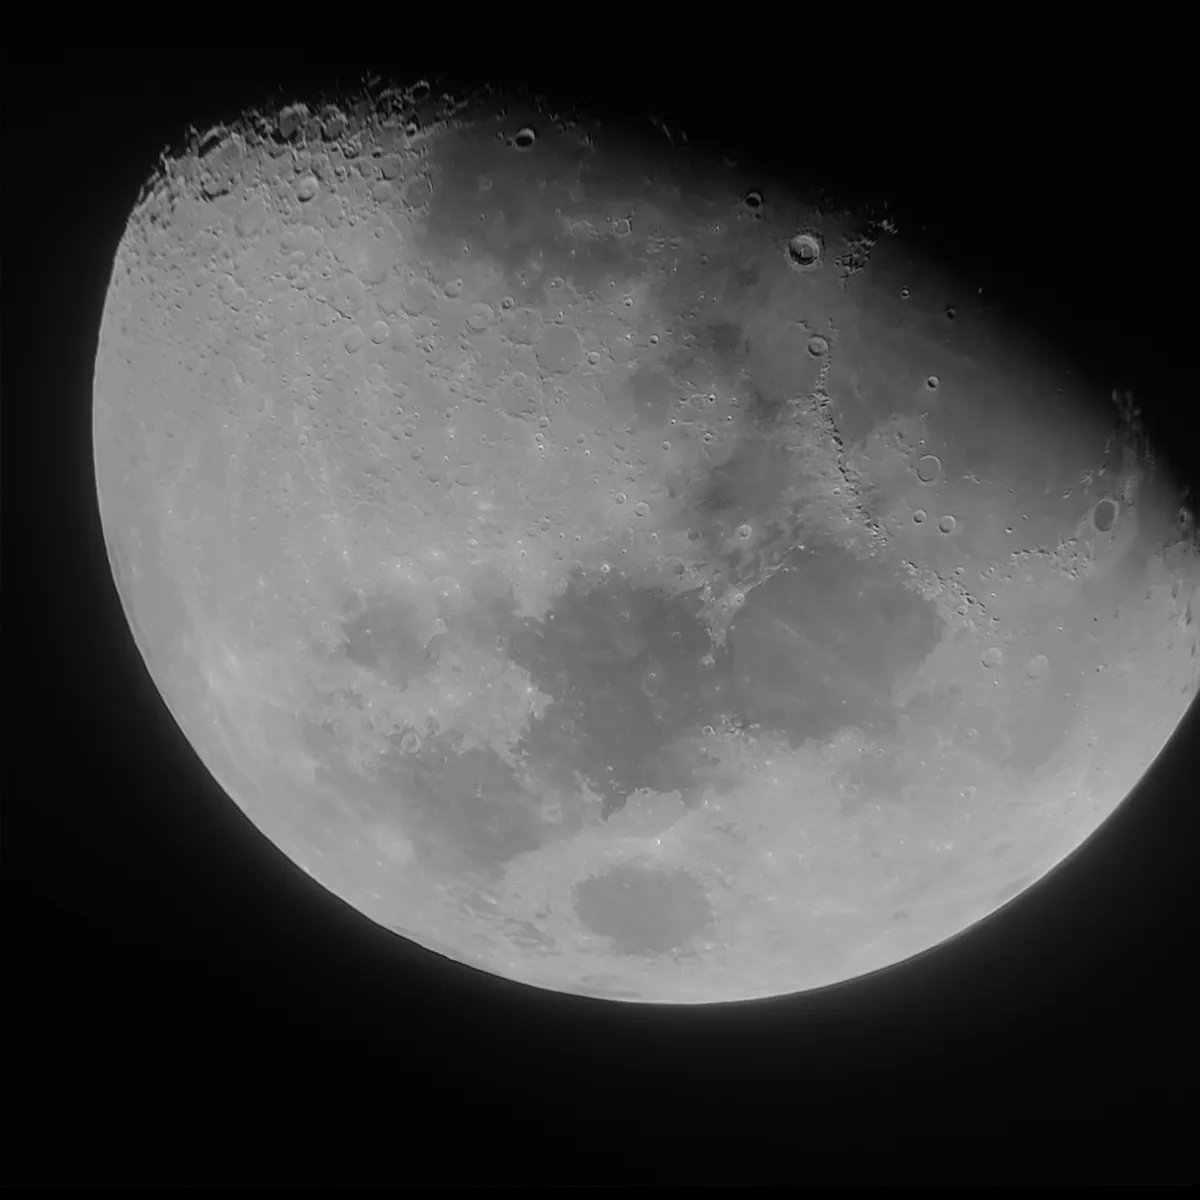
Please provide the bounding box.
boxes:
[92,83,1200,1002]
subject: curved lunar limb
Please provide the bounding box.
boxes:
[93,84,1200,1001]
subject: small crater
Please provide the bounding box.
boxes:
[1024,653,1050,679]
[401,176,432,208]
[938,515,957,534]
[743,189,764,209]
[401,279,431,316]
[785,231,823,270]
[806,335,829,357]
[465,302,494,332]
[640,664,666,696]
[1092,498,1118,532]
[915,454,943,484]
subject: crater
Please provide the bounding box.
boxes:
[785,231,823,270]
[1092,498,1118,532]
[573,862,714,957]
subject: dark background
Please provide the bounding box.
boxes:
[4,47,1196,1185]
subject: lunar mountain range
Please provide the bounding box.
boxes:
[91,82,1200,1002]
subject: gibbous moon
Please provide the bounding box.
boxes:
[92,82,1200,1002]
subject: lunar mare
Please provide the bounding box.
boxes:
[93,86,1200,1002]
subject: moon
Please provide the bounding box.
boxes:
[92,82,1200,1002]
